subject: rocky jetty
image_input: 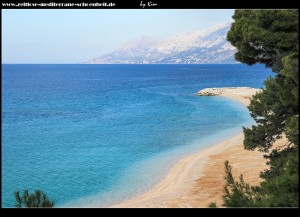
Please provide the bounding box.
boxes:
[196,87,255,96]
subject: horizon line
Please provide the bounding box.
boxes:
[2,63,242,65]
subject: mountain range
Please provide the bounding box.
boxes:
[85,23,237,64]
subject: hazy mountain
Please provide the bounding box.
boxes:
[85,23,237,64]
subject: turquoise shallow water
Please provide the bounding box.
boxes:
[2,64,273,207]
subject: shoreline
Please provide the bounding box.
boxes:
[196,87,261,106]
[108,87,286,208]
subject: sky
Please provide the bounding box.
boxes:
[2,9,234,64]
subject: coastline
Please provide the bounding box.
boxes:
[108,87,286,208]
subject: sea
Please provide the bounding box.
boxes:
[2,64,273,207]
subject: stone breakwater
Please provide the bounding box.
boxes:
[196,87,257,96]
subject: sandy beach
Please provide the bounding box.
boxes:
[109,87,287,208]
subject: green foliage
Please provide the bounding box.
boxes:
[220,9,299,207]
[261,144,296,181]
[242,75,297,151]
[280,53,299,145]
[227,9,298,71]
[14,189,54,208]
[222,155,298,207]
[208,202,217,208]
[261,152,299,207]
[222,161,262,207]
[260,147,299,207]
[228,9,299,152]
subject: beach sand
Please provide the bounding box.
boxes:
[109,87,287,208]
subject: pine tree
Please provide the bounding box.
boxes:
[220,9,299,207]
[14,189,54,208]
[222,161,262,207]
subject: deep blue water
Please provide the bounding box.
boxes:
[2,64,273,207]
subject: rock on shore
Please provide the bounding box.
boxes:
[196,87,257,96]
